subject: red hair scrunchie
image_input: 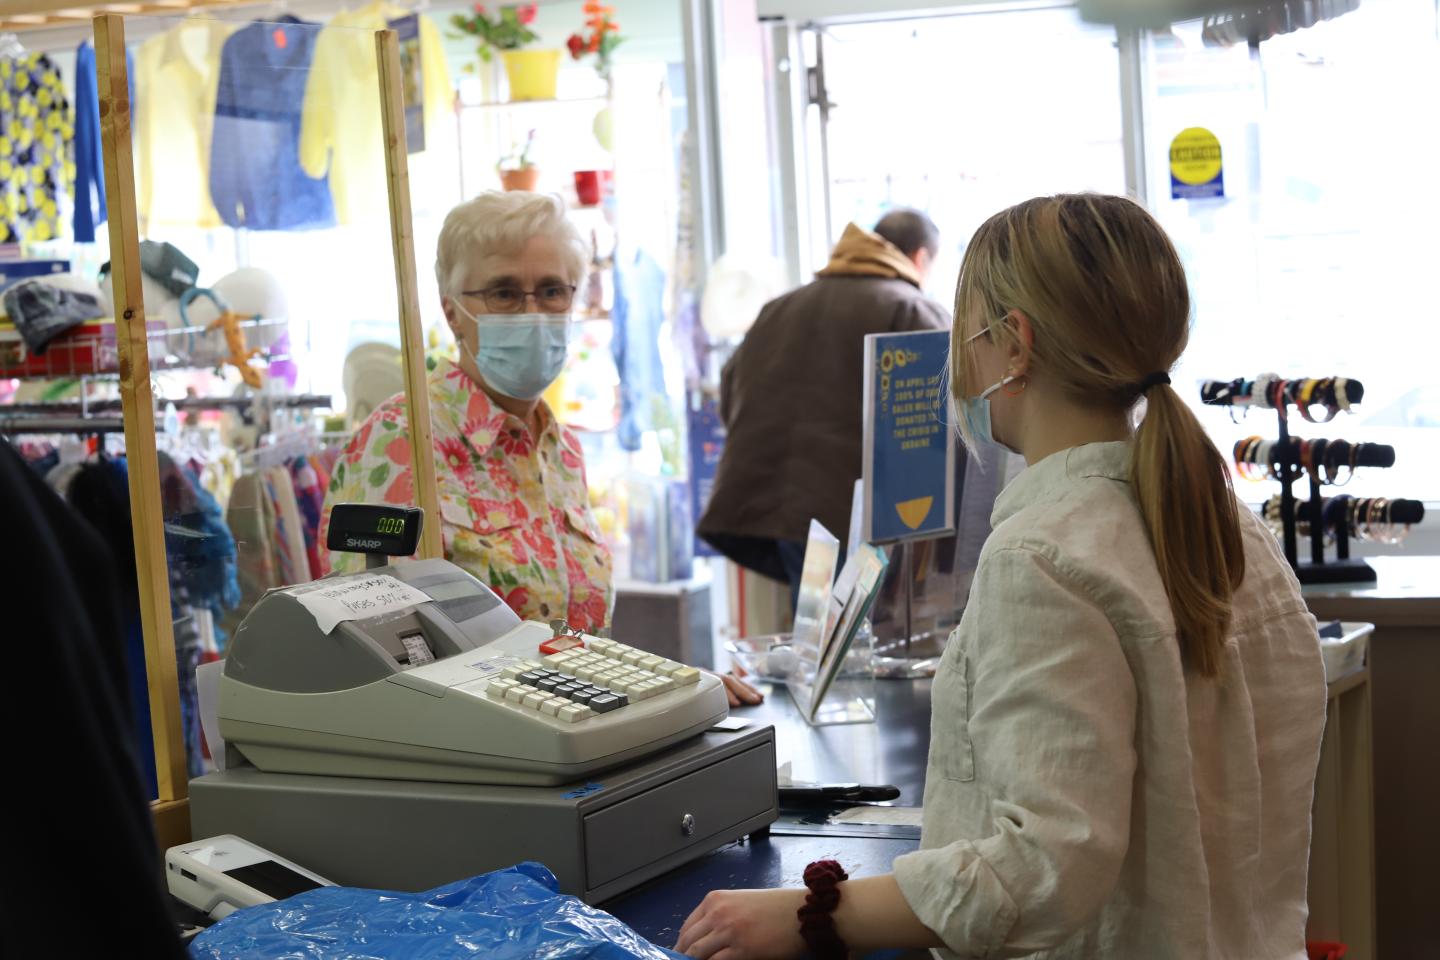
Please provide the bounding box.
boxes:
[797,860,850,959]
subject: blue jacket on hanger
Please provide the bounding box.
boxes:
[73,41,134,243]
[209,17,335,231]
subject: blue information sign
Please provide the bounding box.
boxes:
[861,330,955,544]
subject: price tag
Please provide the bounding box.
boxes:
[287,574,430,634]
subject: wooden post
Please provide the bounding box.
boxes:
[94,14,190,817]
[376,28,443,560]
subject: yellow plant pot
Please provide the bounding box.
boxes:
[502,49,562,102]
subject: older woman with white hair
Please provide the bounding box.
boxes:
[322,192,764,705]
[323,192,612,630]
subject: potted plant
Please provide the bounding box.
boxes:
[451,3,561,102]
[566,1,623,82]
[498,130,541,191]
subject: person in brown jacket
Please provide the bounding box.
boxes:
[698,209,949,604]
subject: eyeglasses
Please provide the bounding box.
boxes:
[965,320,1003,345]
[462,282,577,315]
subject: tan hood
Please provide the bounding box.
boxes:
[815,223,921,287]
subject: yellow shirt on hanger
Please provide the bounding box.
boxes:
[299,2,455,225]
[134,17,234,231]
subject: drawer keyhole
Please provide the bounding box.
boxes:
[680,813,696,836]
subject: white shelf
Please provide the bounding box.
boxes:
[458,96,609,113]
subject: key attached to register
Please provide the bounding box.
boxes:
[218,504,729,787]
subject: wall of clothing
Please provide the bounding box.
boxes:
[4,4,455,246]
[134,6,452,232]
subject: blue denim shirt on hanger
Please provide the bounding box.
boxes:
[72,41,134,243]
[209,17,335,231]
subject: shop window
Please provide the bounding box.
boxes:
[817,5,1128,301]
[1143,0,1440,502]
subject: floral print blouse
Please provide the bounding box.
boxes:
[321,359,613,631]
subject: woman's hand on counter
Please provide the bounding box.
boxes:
[718,672,764,707]
[677,875,944,959]
[675,887,807,959]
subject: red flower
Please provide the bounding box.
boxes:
[566,33,585,58]
[499,585,532,618]
[560,446,582,471]
[489,464,520,498]
[568,591,608,632]
[385,436,412,467]
[497,426,535,458]
[469,496,529,529]
[383,468,414,505]
[472,3,486,14]
[522,528,558,568]
[517,3,538,25]
[465,389,490,423]
[505,528,530,564]
[437,437,473,478]
[352,418,375,454]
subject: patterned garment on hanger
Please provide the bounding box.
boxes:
[0,52,74,245]
[290,453,328,579]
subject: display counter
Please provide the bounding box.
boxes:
[1303,556,1440,959]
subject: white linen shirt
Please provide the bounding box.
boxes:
[893,441,1327,959]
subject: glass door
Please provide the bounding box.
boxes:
[792,4,1129,296]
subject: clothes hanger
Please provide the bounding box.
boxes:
[267,0,303,25]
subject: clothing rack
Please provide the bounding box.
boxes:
[0,393,332,416]
[240,431,323,472]
[0,414,125,434]
[1200,373,1419,584]
[1,394,331,443]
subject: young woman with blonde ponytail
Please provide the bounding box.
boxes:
[676,195,1327,960]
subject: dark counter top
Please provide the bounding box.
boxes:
[729,676,934,806]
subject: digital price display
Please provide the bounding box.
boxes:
[326,504,424,558]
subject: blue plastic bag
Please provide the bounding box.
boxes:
[189,862,686,959]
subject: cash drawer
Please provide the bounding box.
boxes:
[584,741,775,888]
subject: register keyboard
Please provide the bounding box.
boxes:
[488,641,704,722]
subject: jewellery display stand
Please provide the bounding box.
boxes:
[1202,375,1425,585]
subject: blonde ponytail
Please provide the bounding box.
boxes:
[951,194,1245,677]
[1132,384,1245,676]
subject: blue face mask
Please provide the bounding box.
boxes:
[954,324,1017,450]
[454,304,571,401]
[954,375,1016,448]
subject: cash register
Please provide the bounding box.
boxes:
[190,504,777,902]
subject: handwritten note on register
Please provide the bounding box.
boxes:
[287,574,431,634]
